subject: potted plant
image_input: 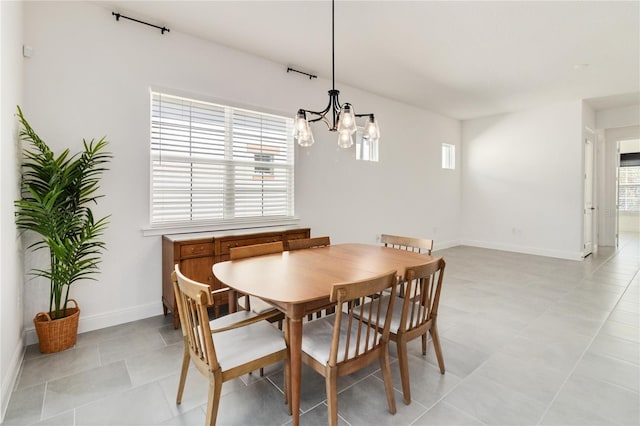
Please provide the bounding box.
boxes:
[14,106,111,353]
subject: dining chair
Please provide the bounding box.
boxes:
[354,257,446,405]
[381,233,433,297]
[172,265,290,426]
[301,270,399,426]
[380,233,433,255]
[286,236,331,251]
[286,236,333,320]
[229,241,284,319]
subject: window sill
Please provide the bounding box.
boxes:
[141,218,301,237]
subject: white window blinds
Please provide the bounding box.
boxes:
[150,92,294,226]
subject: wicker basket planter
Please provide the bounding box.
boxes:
[33,299,80,353]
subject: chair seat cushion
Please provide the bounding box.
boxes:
[301,313,380,364]
[207,312,286,371]
[249,296,277,315]
[238,295,278,315]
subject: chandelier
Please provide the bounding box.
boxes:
[293,0,380,148]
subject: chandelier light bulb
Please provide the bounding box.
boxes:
[294,110,315,147]
[363,115,380,141]
[337,104,357,135]
[337,129,354,148]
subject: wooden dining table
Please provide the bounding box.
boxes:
[212,243,434,425]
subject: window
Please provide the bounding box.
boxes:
[619,165,640,212]
[355,129,379,162]
[442,143,455,169]
[150,92,294,227]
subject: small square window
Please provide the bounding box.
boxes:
[442,144,455,169]
[356,128,379,162]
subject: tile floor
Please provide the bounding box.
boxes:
[3,235,639,426]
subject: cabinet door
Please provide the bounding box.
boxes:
[180,256,227,306]
[180,256,215,287]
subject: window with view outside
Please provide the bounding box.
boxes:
[619,166,640,212]
[150,92,295,227]
[442,143,455,169]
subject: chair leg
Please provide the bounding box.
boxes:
[325,366,339,426]
[379,344,397,415]
[429,324,445,374]
[205,372,223,426]
[421,332,428,355]
[396,338,411,405]
[176,337,190,404]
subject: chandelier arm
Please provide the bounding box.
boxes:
[300,95,332,120]
[355,113,375,118]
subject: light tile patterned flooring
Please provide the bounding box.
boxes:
[4,235,639,425]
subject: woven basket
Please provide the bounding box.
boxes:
[33,299,80,353]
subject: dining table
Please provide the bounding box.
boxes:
[212,243,434,425]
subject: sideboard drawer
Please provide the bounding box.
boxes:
[180,242,214,258]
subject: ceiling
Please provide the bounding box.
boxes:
[99,0,640,120]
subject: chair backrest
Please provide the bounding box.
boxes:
[287,236,331,251]
[172,266,219,375]
[328,270,398,366]
[229,241,284,260]
[399,257,446,333]
[381,234,433,255]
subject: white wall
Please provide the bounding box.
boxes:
[596,104,640,130]
[296,99,461,246]
[20,1,461,342]
[461,101,584,260]
[0,1,25,421]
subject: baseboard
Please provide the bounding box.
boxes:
[24,301,164,346]
[432,239,461,252]
[1,337,25,423]
[460,239,584,261]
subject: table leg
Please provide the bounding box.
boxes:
[228,290,237,313]
[288,317,302,426]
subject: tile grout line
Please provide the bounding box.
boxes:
[534,249,640,425]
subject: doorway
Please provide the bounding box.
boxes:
[599,126,640,248]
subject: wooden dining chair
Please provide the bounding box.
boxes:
[286,236,333,320]
[381,233,433,297]
[354,257,446,405]
[229,241,284,319]
[172,265,290,426]
[286,236,331,251]
[381,233,433,255]
[301,270,399,426]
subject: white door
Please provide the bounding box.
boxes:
[583,137,594,257]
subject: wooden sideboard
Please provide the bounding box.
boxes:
[162,226,310,328]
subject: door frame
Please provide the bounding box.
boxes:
[582,132,595,257]
[599,126,640,247]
